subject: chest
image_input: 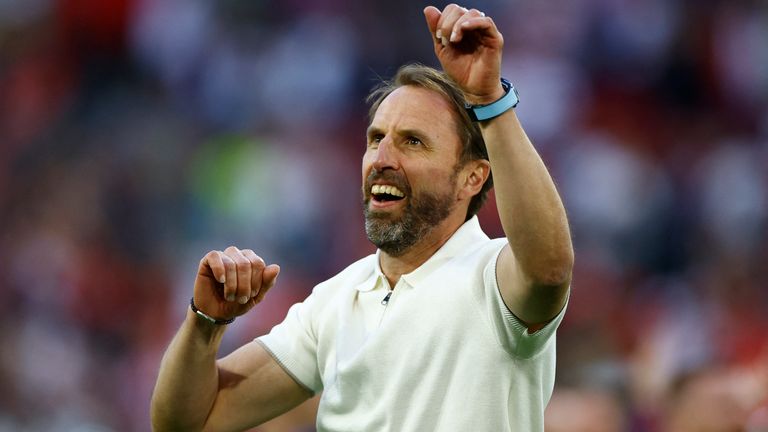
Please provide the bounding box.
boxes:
[317,271,505,390]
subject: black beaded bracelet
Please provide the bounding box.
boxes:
[190,298,235,325]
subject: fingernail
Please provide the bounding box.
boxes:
[251,290,258,298]
[450,31,457,42]
[238,296,249,304]
[219,275,226,284]
[436,29,442,40]
[441,36,448,46]
[226,294,235,302]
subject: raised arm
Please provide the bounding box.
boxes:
[151,247,311,431]
[424,5,573,328]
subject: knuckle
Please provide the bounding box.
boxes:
[235,259,250,271]
[244,250,265,265]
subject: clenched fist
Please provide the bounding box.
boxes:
[424,4,504,105]
[193,246,280,321]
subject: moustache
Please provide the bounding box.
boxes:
[364,170,411,196]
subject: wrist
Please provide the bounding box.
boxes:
[185,308,229,344]
[465,78,519,122]
[189,297,236,325]
[465,86,506,106]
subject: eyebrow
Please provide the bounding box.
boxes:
[366,126,430,141]
[366,125,383,138]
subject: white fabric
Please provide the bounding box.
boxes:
[257,216,567,431]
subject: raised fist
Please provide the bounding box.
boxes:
[192,246,280,321]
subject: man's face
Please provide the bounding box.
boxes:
[362,85,464,256]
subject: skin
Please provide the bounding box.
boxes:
[363,85,491,287]
[151,4,573,431]
[424,4,573,327]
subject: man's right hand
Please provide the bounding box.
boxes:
[193,246,280,322]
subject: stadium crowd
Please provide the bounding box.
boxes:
[0,0,766,430]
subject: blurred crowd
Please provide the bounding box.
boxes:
[0,0,766,430]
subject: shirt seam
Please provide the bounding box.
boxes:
[255,339,318,395]
[488,243,557,362]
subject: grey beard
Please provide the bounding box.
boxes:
[363,189,454,257]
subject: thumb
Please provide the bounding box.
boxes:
[423,6,441,36]
[253,264,280,304]
[262,264,281,287]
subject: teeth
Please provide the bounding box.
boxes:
[371,184,405,197]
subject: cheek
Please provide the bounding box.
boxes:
[361,153,373,179]
[411,169,457,196]
[360,150,371,173]
[410,166,455,194]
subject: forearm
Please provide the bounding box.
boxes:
[482,109,573,287]
[151,309,227,431]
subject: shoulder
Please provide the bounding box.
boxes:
[424,237,507,290]
[312,253,377,295]
[452,237,508,270]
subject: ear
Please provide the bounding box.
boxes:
[457,159,491,201]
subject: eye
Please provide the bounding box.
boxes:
[406,136,422,146]
[367,133,384,147]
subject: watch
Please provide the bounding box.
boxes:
[465,78,519,122]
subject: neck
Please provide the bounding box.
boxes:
[378,215,466,287]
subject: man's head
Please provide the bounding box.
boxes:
[367,64,493,219]
[362,64,493,256]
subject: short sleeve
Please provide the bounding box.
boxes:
[256,291,323,393]
[482,244,569,360]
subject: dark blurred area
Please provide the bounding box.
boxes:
[0,0,766,430]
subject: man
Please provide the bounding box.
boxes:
[151,4,573,431]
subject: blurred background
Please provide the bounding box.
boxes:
[0,0,766,430]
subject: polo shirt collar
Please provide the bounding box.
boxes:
[353,216,489,292]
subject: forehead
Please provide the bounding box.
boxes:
[371,85,460,137]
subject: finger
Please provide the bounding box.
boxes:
[450,9,489,43]
[241,249,266,299]
[424,6,441,38]
[200,250,227,284]
[255,264,280,304]
[224,246,252,304]
[220,253,237,302]
[457,16,499,41]
[436,4,467,46]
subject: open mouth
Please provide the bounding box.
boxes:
[371,184,406,203]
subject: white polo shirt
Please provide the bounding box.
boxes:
[257,216,567,431]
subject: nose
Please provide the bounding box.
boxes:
[371,136,400,172]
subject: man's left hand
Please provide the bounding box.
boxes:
[424,4,504,105]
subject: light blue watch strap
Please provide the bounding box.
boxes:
[465,78,519,122]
